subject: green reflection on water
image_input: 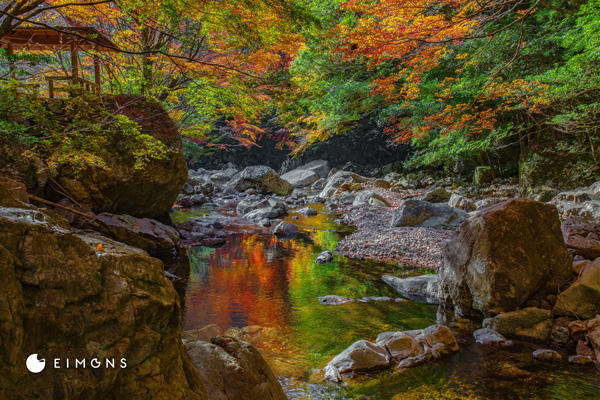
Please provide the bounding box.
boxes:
[180,205,600,400]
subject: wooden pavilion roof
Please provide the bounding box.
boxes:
[0,27,117,52]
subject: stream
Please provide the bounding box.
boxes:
[172,205,600,400]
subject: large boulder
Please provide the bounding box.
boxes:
[56,96,188,218]
[280,169,319,188]
[482,308,552,341]
[300,160,330,178]
[352,190,390,207]
[319,170,364,198]
[185,337,286,400]
[554,258,600,319]
[227,166,293,196]
[438,198,572,322]
[0,206,206,400]
[86,213,180,257]
[390,199,467,230]
[382,274,439,304]
[326,340,390,374]
[376,332,423,361]
[421,187,450,203]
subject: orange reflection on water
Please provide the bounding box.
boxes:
[184,233,303,331]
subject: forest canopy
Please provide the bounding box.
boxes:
[0,0,599,175]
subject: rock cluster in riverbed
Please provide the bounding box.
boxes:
[324,325,459,382]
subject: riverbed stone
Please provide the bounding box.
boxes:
[421,187,450,203]
[554,259,600,319]
[86,212,180,257]
[448,193,475,211]
[390,199,467,230]
[281,168,319,188]
[568,355,594,365]
[273,221,298,238]
[482,308,552,341]
[377,332,423,361]
[227,166,293,196]
[353,190,390,207]
[561,216,600,260]
[296,207,318,217]
[532,349,562,363]
[315,251,333,264]
[319,170,365,198]
[186,337,286,400]
[326,340,390,374]
[473,328,507,345]
[438,198,572,322]
[318,295,355,305]
[382,274,439,304]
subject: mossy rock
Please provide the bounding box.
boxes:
[519,152,600,192]
[473,166,493,185]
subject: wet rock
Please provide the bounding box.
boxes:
[296,207,318,217]
[473,328,507,345]
[210,167,239,185]
[573,259,591,274]
[326,340,390,374]
[281,168,319,188]
[482,308,552,341]
[422,325,460,357]
[323,364,342,383]
[568,355,594,365]
[244,206,285,220]
[186,337,286,400]
[319,170,365,198]
[390,199,467,230]
[532,349,562,363]
[561,216,600,260]
[0,206,207,400]
[585,314,600,361]
[421,187,450,203]
[86,212,180,257]
[227,166,293,196]
[0,175,29,207]
[376,332,423,361]
[237,198,269,216]
[554,258,600,319]
[382,274,439,304]
[448,193,475,212]
[273,221,298,238]
[318,295,355,305]
[438,198,572,322]
[315,251,333,264]
[178,194,207,208]
[352,190,390,207]
[359,296,393,302]
[310,178,327,192]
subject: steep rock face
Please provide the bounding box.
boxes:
[0,206,206,400]
[55,96,187,218]
[438,198,572,322]
[185,337,287,400]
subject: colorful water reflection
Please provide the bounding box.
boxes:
[178,206,600,400]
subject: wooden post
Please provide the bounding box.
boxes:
[94,55,101,94]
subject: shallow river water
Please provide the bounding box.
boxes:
[173,205,600,400]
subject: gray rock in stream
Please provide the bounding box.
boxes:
[382,274,439,304]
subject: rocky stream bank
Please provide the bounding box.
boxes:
[1,152,599,399]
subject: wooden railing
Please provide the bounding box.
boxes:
[46,75,100,99]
